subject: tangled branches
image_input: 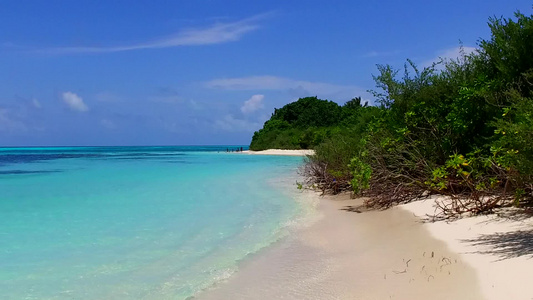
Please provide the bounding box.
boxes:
[359,131,431,209]
[300,159,352,195]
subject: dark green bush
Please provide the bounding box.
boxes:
[252,9,533,215]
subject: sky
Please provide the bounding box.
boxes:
[1,0,532,146]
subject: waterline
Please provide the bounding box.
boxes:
[0,146,307,299]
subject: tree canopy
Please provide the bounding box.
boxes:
[251,9,533,217]
[249,96,374,150]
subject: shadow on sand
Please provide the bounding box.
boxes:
[340,205,363,213]
[462,229,533,261]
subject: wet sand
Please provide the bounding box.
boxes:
[198,193,484,299]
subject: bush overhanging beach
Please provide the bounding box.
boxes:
[250,10,533,217]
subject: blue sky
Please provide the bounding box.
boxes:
[1,0,531,146]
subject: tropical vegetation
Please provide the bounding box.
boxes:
[250,10,533,216]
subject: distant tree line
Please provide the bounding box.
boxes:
[250,10,533,216]
[249,96,378,151]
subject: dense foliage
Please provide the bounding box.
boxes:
[251,10,533,216]
[249,97,376,150]
[326,11,533,215]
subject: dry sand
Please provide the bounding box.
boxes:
[402,197,533,300]
[242,149,315,156]
[198,193,485,300]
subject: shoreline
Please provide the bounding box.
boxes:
[197,192,486,299]
[242,149,315,156]
[197,165,533,300]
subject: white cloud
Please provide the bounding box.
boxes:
[32,98,41,108]
[100,119,116,129]
[0,108,27,132]
[206,75,295,90]
[188,99,203,110]
[41,13,268,54]
[62,92,89,112]
[440,46,477,59]
[214,114,261,132]
[205,75,367,100]
[422,46,478,68]
[241,94,264,114]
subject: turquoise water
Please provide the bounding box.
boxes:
[0,146,306,299]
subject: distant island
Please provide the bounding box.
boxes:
[250,10,533,217]
[250,96,378,151]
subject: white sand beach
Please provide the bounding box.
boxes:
[199,192,501,299]
[402,196,533,300]
[242,149,315,156]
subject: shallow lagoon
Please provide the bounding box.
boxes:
[0,146,306,299]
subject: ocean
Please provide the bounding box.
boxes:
[0,146,309,299]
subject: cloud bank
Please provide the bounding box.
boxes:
[205,75,366,100]
[62,92,89,112]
